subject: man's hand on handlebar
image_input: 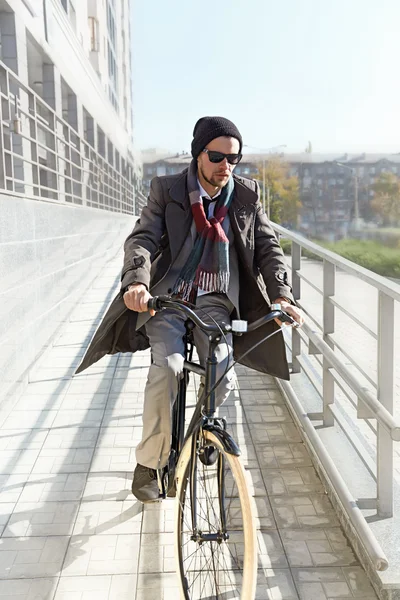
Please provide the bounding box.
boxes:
[123,283,155,317]
[273,298,304,328]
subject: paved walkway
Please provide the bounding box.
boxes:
[0,254,378,599]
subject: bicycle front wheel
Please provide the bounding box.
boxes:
[175,429,257,600]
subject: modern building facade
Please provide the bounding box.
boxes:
[0,0,145,409]
[0,0,143,212]
[142,151,400,238]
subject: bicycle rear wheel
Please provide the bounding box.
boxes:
[175,429,257,599]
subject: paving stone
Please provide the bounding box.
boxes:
[257,531,288,568]
[0,577,57,599]
[102,410,143,428]
[51,411,104,429]
[0,536,69,579]
[32,448,95,474]
[66,380,112,395]
[62,534,140,576]
[280,529,357,567]
[3,501,79,537]
[0,449,41,475]
[240,389,286,405]
[0,503,15,535]
[138,532,175,573]
[42,428,99,450]
[73,500,142,535]
[58,395,109,411]
[292,566,377,599]
[256,444,312,469]
[0,430,48,451]
[82,473,132,502]
[55,574,137,600]
[270,494,340,529]
[250,423,302,445]
[256,568,299,599]
[96,427,142,449]
[90,447,136,472]
[136,572,180,600]
[0,474,26,503]
[142,501,174,534]
[262,467,324,495]
[1,412,57,430]
[18,474,87,503]
[244,405,293,424]
[253,496,276,529]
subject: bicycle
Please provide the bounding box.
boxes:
[146,295,298,600]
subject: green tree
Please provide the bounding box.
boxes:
[256,157,301,227]
[372,172,400,226]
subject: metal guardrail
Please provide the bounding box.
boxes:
[272,223,400,571]
[0,60,139,214]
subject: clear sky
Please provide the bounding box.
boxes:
[132,0,400,155]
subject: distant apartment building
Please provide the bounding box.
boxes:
[0,0,144,212]
[142,150,400,237]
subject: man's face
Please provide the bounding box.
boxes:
[197,136,240,189]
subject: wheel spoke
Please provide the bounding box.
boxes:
[176,433,254,599]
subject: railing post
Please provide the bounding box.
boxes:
[291,241,301,373]
[377,292,394,517]
[322,260,335,426]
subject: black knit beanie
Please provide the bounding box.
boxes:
[191,116,243,160]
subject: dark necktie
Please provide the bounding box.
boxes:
[202,197,211,217]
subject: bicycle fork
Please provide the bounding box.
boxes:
[188,427,231,544]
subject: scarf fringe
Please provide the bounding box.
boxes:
[195,270,229,293]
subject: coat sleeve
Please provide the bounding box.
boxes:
[252,181,295,304]
[121,176,166,291]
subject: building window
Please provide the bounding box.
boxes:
[60,0,76,30]
[370,167,375,175]
[88,17,99,52]
[107,0,119,112]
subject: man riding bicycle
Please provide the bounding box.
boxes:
[76,116,303,503]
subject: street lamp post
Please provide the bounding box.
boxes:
[243,144,287,218]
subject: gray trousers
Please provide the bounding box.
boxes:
[136,293,235,469]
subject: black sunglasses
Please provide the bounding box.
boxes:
[202,149,242,165]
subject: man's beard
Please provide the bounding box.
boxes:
[199,165,230,189]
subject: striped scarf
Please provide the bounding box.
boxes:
[173,159,235,302]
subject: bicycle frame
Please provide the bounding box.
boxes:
[172,321,240,538]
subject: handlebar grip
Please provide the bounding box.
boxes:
[147,297,159,311]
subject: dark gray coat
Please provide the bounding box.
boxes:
[76,170,294,379]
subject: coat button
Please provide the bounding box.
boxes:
[132,256,145,267]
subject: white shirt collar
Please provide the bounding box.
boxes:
[198,179,222,201]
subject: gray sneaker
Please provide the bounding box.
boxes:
[131,464,160,503]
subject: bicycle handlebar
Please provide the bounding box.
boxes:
[147,295,298,333]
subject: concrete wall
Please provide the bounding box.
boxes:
[0,194,136,410]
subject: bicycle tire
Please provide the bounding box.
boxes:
[175,429,257,599]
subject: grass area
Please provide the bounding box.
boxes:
[279,237,400,278]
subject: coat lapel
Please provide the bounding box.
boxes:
[166,169,193,262]
[230,176,258,265]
